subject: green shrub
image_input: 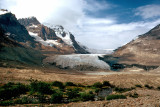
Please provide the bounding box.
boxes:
[95,88,101,94]
[93,82,103,88]
[144,84,153,89]
[106,94,126,100]
[0,100,14,106]
[77,83,85,87]
[103,81,112,87]
[114,87,134,93]
[65,82,76,86]
[135,84,142,88]
[36,93,46,103]
[52,81,64,89]
[80,92,95,101]
[0,82,28,100]
[66,88,80,99]
[50,91,63,103]
[30,81,53,94]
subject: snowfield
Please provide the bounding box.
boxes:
[29,31,61,46]
[44,54,110,70]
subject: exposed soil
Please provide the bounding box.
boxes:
[1,67,160,106]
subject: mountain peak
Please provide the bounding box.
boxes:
[18,16,40,27]
[0,9,10,15]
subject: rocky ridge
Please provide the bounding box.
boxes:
[114,24,160,66]
[18,17,89,54]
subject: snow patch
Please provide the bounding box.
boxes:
[29,24,38,28]
[29,31,60,46]
[53,25,73,46]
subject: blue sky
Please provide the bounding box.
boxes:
[1,0,160,49]
[86,0,160,23]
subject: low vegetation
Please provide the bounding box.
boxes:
[129,92,139,98]
[135,84,142,88]
[106,94,126,100]
[0,80,156,106]
[114,87,135,93]
[144,84,154,89]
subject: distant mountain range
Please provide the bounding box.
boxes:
[1,9,160,70]
[18,17,89,54]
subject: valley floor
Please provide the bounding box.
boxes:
[1,67,160,106]
[1,67,160,87]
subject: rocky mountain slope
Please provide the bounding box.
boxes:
[113,24,160,67]
[18,17,89,54]
[0,25,44,68]
[0,9,45,67]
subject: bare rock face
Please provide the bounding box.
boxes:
[0,12,34,43]
[18,17,40,26]
[18,17,89,54]
[114,24,160,66]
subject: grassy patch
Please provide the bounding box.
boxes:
[106,94,126,100]
[114,87,135,93]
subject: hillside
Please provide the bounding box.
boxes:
[0,11,45,68]
[113,24,160,67]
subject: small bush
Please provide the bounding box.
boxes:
[52,81,64,89]
[135,84,142,88]
[106,94,126,100]
[65,82,76,86]
[103,81,112,87]
[0,82,28,100]
[80,92,95,101]
[93,82,103,88]
[144,84,153,89]
[50,91,63,103]
[30,81,53,94]
[95,88,101,94]
[114,87,134,93]
[129,92,139,98]
[66,88,80,99]
[157,86,160,90]
[36,93,47,103]
[0,100,14,106]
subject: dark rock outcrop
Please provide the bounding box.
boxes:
[0,13,34,43]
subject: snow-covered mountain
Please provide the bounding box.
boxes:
[18,17,89,54]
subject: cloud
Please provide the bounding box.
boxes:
[0,0,160,50]
[135,4,160,19]
[84,0,112,12]
[76,18,160,49]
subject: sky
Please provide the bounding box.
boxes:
[1,0,160,50]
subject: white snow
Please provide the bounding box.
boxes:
[29,24,38,28]
[54,25,73,46]
[44,54,110,70]
[29,31,60,46]
[0,9,9,15]
[5,32,11,36]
